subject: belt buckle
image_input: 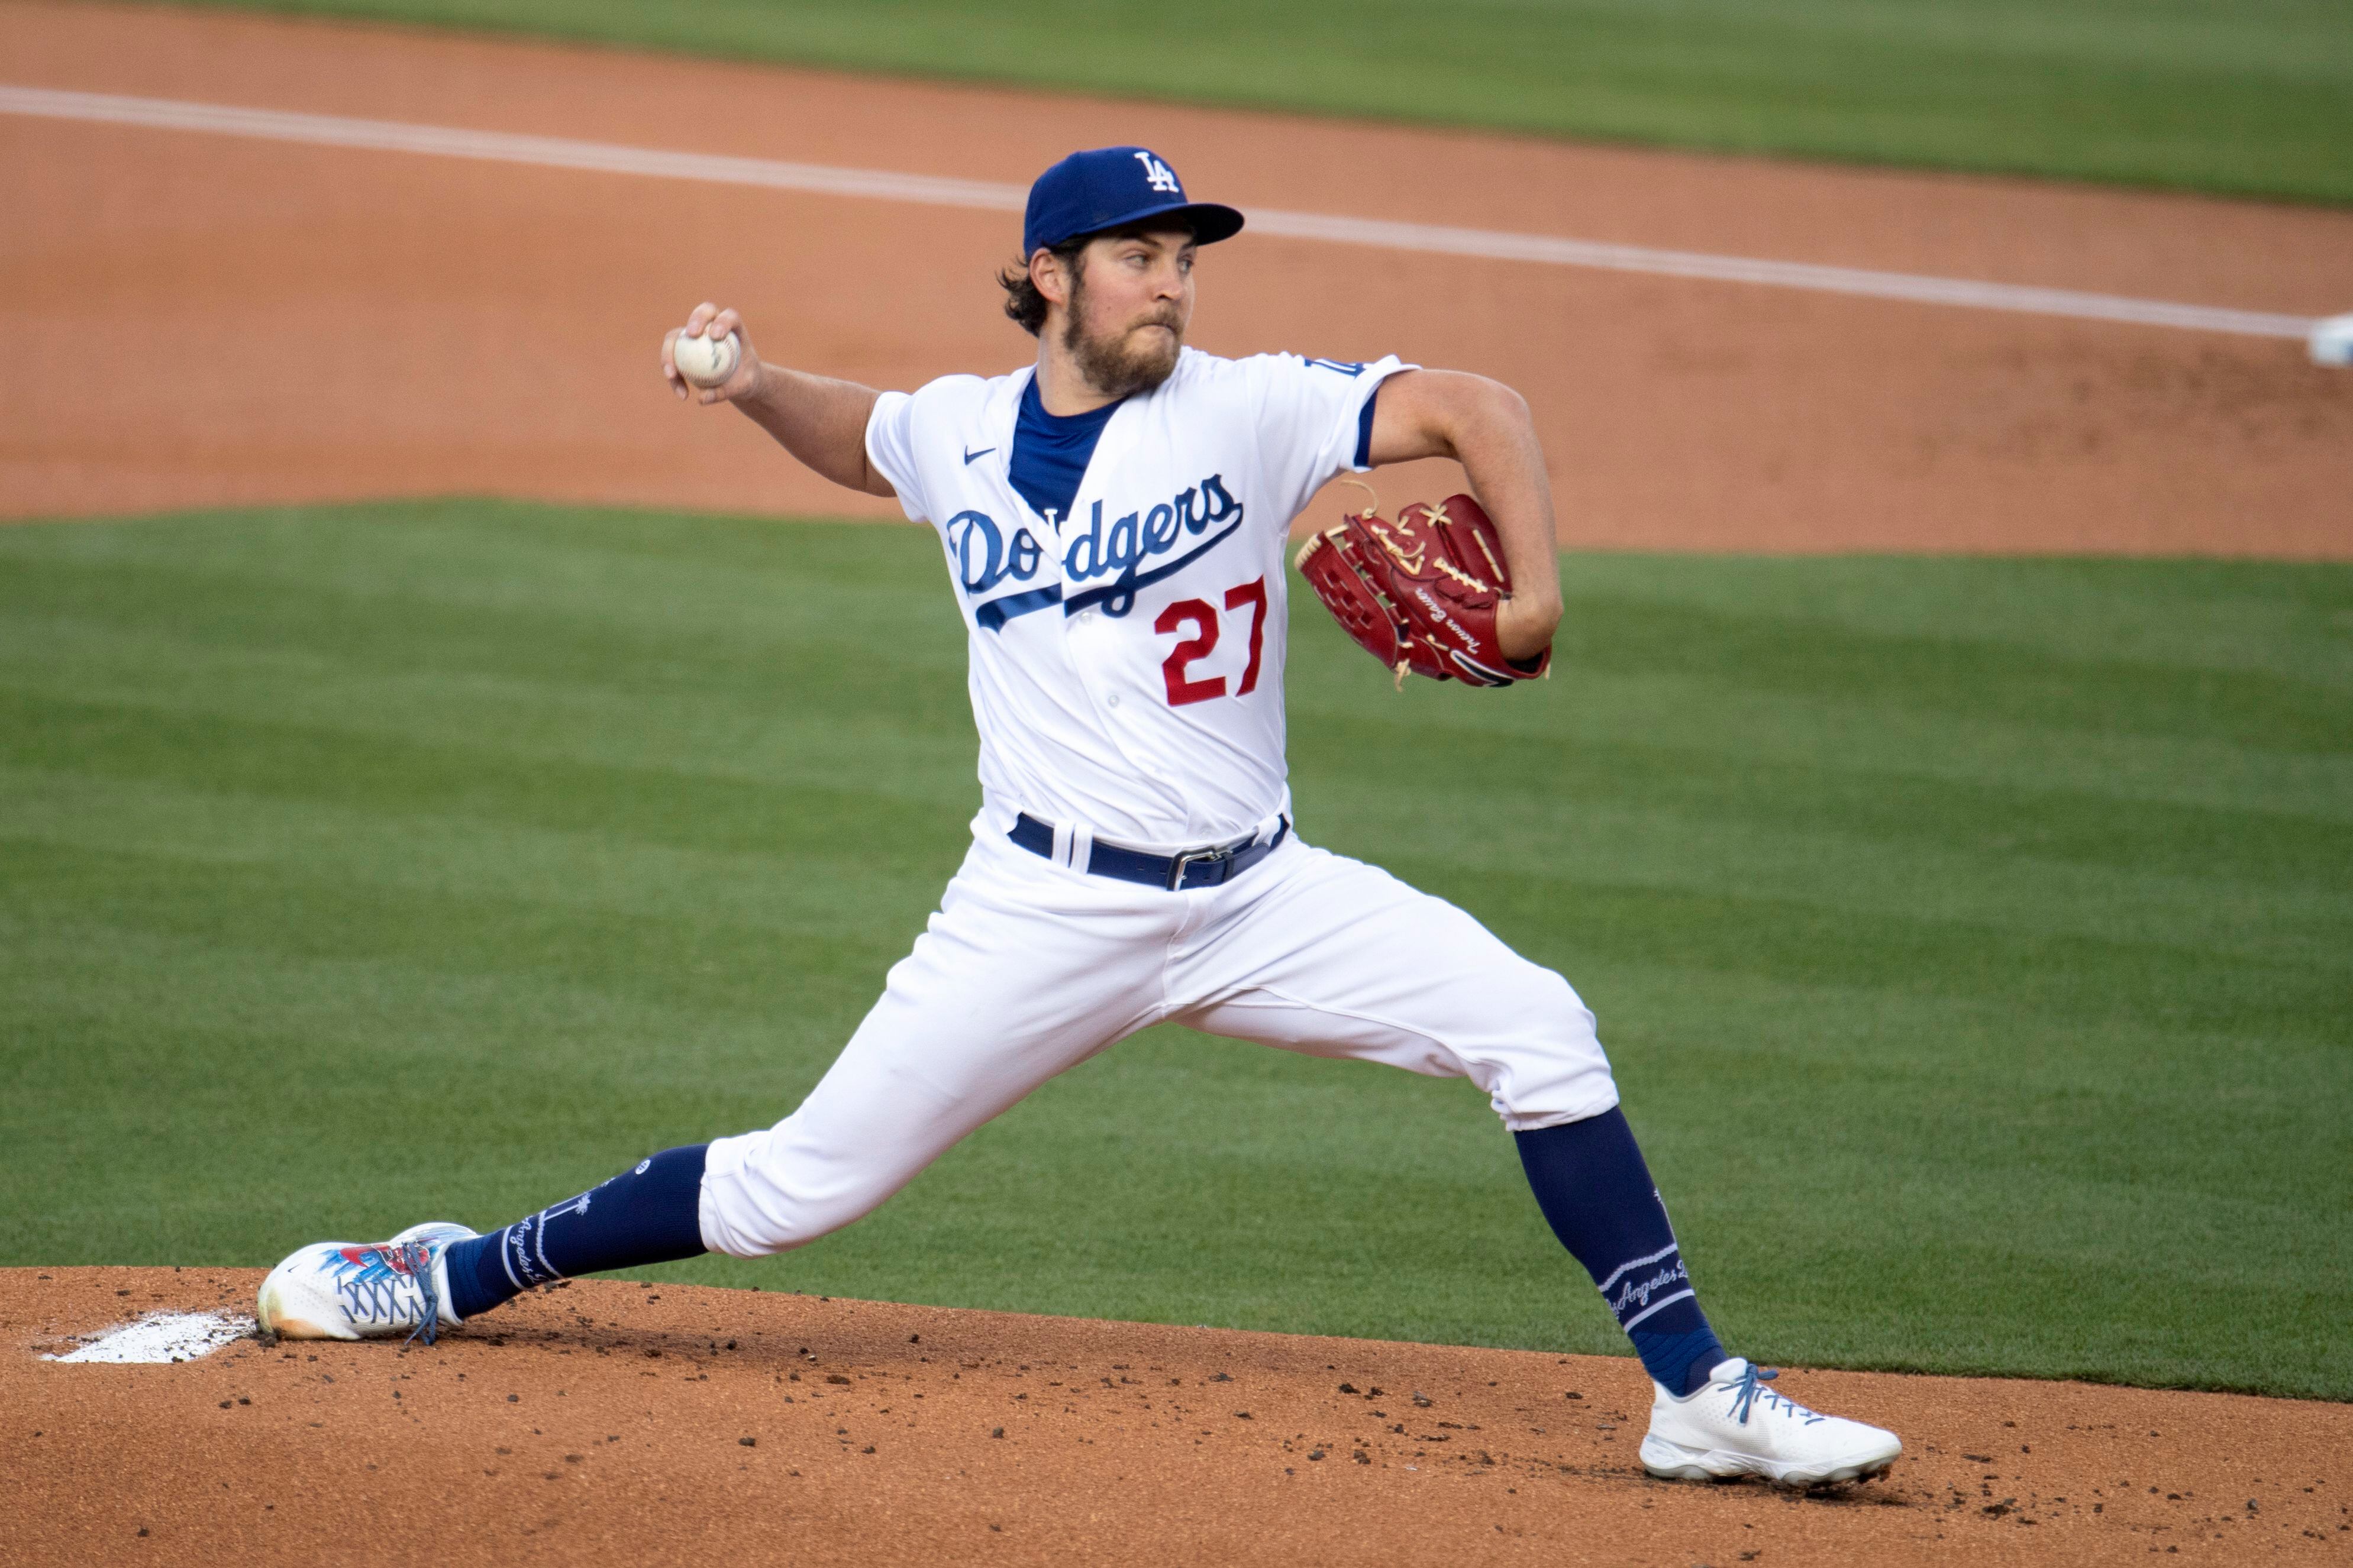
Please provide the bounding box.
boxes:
[1166,844,1234,891]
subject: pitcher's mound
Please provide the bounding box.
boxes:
[7,1267,2345,1564]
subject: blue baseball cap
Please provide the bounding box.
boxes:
[1022,146,1245,257]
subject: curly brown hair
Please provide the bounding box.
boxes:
[997,237,1089,337]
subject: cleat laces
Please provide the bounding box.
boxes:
[1727,1363,1823,1427]
[398,1242,441,1347]
[328,1239,441,1345]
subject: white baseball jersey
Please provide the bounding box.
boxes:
[864,347,1412,849]
[698,343,1621,1260]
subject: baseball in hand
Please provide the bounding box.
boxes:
[672,329,741,387]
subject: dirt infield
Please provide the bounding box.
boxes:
[9,1269,2351,1567]
[4,0,2351,553]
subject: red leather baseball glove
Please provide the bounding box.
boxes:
[1293,491,1551,688]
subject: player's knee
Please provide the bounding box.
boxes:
[1488,961,1596,1048]
[1477,965,1619,1129]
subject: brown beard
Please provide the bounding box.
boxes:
[1062,269,1184,398]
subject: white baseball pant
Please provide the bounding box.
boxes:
[698,827,1619,1257]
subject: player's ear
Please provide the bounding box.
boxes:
[1030,247,1071,308]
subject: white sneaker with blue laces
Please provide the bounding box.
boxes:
[1639,1357,1902,1488]
[256,1221,477,1345]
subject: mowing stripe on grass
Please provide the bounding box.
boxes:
[0,85,2320,342]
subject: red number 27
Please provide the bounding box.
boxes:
[1155,577,1267,707]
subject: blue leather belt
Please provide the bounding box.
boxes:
[1010,813,1290,891]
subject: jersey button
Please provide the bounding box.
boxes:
[1106,693,1122,708]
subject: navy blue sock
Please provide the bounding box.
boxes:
[445,1145,710,1322]
[1515,1108,1726,1396]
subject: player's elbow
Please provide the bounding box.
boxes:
[1435,373,1532,452]
[1480,377,1537,444]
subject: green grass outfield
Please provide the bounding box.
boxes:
[3,501,2348,1399]
[173,0,2353,204]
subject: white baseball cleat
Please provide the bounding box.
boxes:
[1639,1357,1902,1488]
[256,1221,477,1345]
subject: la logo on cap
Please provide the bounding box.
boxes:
[1134,151,1181,193]
[1019,146,1245,254]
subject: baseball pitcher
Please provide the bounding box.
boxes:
[259,146,1900,1488]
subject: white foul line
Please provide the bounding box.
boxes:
[0,83,2321,342]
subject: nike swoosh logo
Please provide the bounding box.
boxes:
[963,446,996,465]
